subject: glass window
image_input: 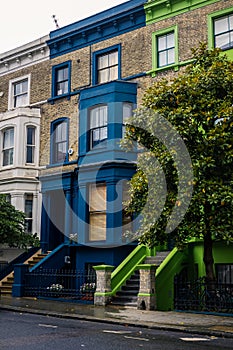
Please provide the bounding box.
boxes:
[97,50,118,84]
[2,128,14,166]
[52,62,71,98]
[89,183,106,241]
[13,79,28,107]
[26,126,35,163]
[25,194,33,233]
[52,120,68,163]
[122,103,133,137]
[56,66,69,95]
[214,13,233,49]
[5,194,11,203]
[157,32,175,67]
[90,105,107,149]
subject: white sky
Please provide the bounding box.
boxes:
[0,0,128,54]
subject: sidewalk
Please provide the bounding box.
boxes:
[0,295,232,338]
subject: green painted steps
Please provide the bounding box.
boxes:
[111,251,170,307]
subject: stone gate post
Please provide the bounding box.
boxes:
[137,264,157,310]
[93,265,114,306]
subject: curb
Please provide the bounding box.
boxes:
[1,304,233,339]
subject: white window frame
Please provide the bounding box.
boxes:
[26,125,36,164]
[8,74,31,110]
[2,127,14,167]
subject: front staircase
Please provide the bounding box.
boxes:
[111,270,140,307]
[111,251,170,307]
[0,250,48,296]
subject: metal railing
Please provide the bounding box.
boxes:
[174,276,233,313]
[24,268,96,303]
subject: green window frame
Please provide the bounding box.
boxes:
[208,7,233,50]
[151,25,179,76]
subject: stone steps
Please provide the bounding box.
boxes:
[0,250,48,296]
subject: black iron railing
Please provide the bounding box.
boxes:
[24,268,96,303]
[174,276,233,313]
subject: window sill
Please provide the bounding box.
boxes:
[46,160,77,168]
[148,59,194,77]
[48,94,71,104]
[48,90,80,104]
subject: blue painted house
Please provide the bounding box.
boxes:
[39,0,147,272]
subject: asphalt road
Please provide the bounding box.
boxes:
[0,310,232,350]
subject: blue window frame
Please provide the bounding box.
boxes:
[92,45,121,85]
[50,118,69,164]
[51,61,71,98]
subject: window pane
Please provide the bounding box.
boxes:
[14,80,28,95]
[158,51,167,67]
[230,14,233,30]
[215,32,230,48]
[26,146,34,163]
[99,106,107,126]
[230,32,233,47]
[21,80,28,93]
[92,129,100,142]
[214,16,228,35]
[100,126,107,140]
[56,142,66,161]
[167,33,174,48]
[90,109,98,129]
[89,183,106,241]
[25,196,33,218]
[89,213,106,241]
[123,103,132,122]
[158,35,166,50]
[57,67,68,82]
[109,51,118,65]
[56,122,67,142]
[167,48,175,64]
[98,69,109,84]
[109,66,118,81]
[57,81,68,95]
[90,106,107,128]
[25,194,33,234]
[98,55,108,69]
[3,129,13,148]
[27,127,35,145]
[15,94,28,107]
[3,149,13,166]
[89,184,106,211]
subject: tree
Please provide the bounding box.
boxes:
[0,194,39,249]
[125,44,233,283]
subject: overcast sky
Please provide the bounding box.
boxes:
[0,0,128,54]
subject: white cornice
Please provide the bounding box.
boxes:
[0,35,49,76]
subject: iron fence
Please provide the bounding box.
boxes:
[24,268,96,303]
[174,276,233,313]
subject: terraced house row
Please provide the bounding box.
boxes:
[0,0,232,310]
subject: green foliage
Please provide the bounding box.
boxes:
[0,194,40,249]
[124,44,233,278]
